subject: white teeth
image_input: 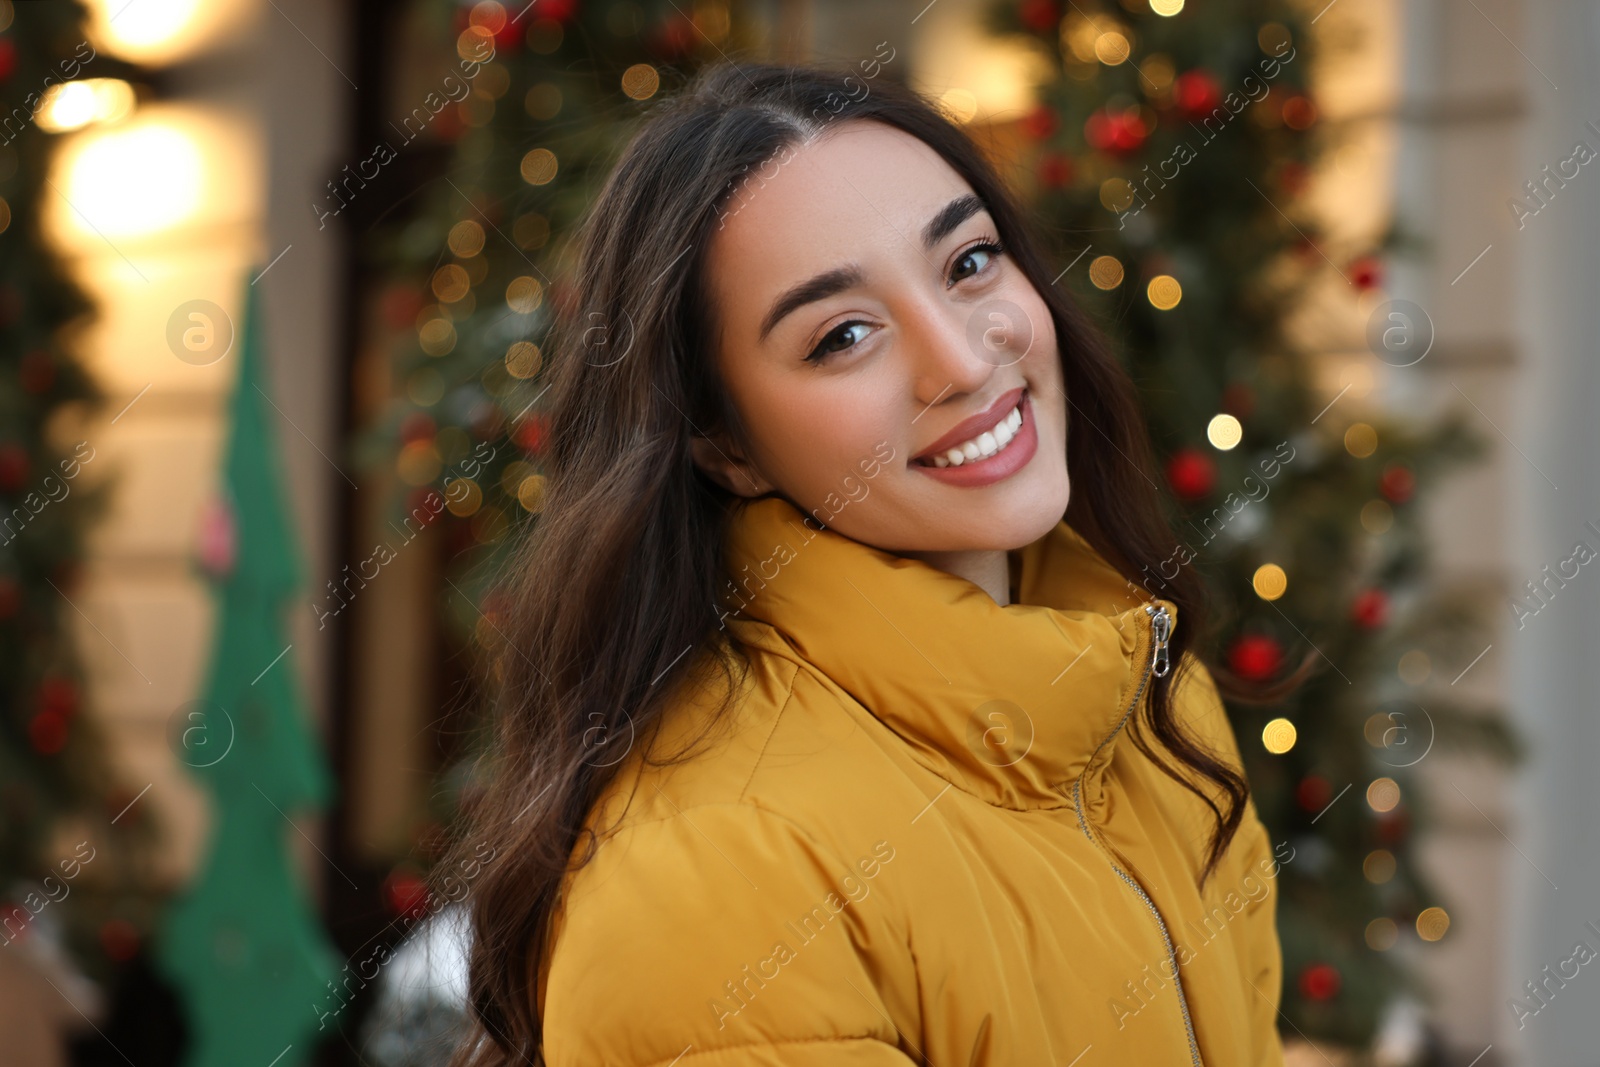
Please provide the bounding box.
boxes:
[927,401,1024,468]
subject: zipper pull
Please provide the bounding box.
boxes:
[1147,602,1172,678]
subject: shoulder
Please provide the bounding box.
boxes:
[540,777,908,1063]
[583,620,909,839]
[538,625,919,1061]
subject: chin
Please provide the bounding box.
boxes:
[1003,478,1072,549]
[936,474,1072,554]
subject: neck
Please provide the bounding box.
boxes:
[899,548,1012,607]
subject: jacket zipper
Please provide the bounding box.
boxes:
[1069,602,1203,1067]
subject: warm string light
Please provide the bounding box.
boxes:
[621,63,660,100]
[1088,255,1123,289]
[1252,563,1287,600]
[1146,273,1181,309]
[1261,717,1296,754]
[1206,413,1242,450]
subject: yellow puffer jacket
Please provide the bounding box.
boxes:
[537,495,1287,1066]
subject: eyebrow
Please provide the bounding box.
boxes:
[756,193,989,344]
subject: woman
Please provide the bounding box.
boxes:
[444,59,1304,1067]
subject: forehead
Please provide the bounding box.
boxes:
[705,121,977,332]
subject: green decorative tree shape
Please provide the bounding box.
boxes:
[155,275,343,1066]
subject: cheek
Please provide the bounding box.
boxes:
[756,383,896,490]
[999,284,1056,379]
[1019,315,1063,400]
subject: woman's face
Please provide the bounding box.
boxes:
[693,119,1071,556]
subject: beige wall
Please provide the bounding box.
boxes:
[44,0,349,888]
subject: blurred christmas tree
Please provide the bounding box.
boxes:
[983,0,1522,1050]
[350,0,1526,1054]
[0,0,164,1001]
[155,276,342,1067]
[348,0,754,869]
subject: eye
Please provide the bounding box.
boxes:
[804,320,872,364]
[949,239,1006,285]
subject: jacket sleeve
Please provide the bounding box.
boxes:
[539,801,920,1067]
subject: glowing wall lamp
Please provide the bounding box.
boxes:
[35,78,138,133]
[912,8,1053,125]
[80,0,251,67]
[61,121,202,238]
[44,103,260,255]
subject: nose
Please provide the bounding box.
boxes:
[902,293,1026,408]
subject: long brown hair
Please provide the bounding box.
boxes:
[441,58,1313,1067]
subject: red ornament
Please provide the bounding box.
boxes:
[1084,108,1148,157]
[538,0,579,22]
[19,350,55,394]
[514,413,548,455]
[1379,463,1415,504]
[435,101,467,143]
[1229,633,1283,681]
[492,21,523,53]
[1166,448,1216,501]
[38,676,78,718]
[1019,0,1060,33]
[1172,70,1222,120]
[383,867,432,921]
[1350,588,1388,629]
[382,285,427,332]
[1282,95,1318,129]
[29,711,68,754]
[1295,775,1332,813]
[1278,161,1310,197]
[1220,383,1255,419]
[651,14,696,58]
[196,494,237,579]
[1297,962,1341,1001]
[1020,103,1058,140]
[0,577,18,619]
[399,411,437,446]
[405,487,447,526]
[0,39,14,83]
[1376,807,1409,844]
[100,918,140,962]
[1349,255,1383,291]
[0,444,29,492]
[1037,152,1075,189]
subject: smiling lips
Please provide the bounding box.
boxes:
[912,386,1027,468]
[908,385,1039,488]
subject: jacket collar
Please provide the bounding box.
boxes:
[718,495,1178,810]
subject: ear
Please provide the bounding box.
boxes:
[689,432,774,498]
